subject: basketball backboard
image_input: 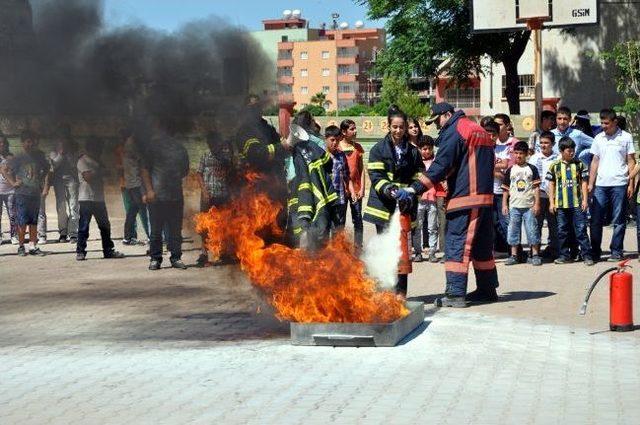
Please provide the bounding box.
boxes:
[471,0,599,33]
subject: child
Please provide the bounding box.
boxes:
[339,119,366,250]
[76,138,125,261]
[325,125,352,235]
[546,136,594,266]
[528,131,559,259]
[412,136,440,263]
[196,131,233,267]
[502,141,542,266]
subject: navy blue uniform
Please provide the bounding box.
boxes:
[425,111,499,297]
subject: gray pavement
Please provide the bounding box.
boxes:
[1,192,640,424]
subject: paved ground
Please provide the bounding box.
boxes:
[1,193,639,424]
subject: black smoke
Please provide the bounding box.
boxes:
[8,0,270,132]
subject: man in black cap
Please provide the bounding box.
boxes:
[419,103,500,307]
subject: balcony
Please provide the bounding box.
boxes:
[336,39,356,48]
[277,58,294,68]
[338,92,356,100]
[278,42,294,50]
[337,74,357,83]
[277,75,294,85]
[337,56,357,65]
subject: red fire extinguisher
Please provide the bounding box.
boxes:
[579,260,634,332]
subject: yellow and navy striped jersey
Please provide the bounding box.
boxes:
[545,159,588,208]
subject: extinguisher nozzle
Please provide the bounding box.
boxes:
[578,303,587,316]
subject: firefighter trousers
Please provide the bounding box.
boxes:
[444,207,499,297]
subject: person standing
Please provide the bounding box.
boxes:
[0,134,18,244]
[339,119,366,251]
[49,131,80,243]
[421,103,499,307]
[588,109,636,262]
[76,138,125,261]
[121,131,150,246]
[5,131,50,256]
[32,137,51,245]
[552,106,594,167]
[411,136,440,263]
[140,122,190,270]
[492,113,518,253]
[528,110,556,153]
[325,125,351,236]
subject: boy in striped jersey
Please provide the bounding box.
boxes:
[546,137,594,266]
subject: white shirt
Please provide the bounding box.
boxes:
[590,128,635,187]
[493,137,517,195]
[77,155,105,202]
[529,151,559,198]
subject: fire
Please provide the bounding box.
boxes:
[195,175,409,323]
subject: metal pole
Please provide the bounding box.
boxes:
[533,25,543,129]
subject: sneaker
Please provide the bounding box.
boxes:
[504,256,518,266]
[149,259,161,270]
[531,255,542,266]
[29,247,46,256]
[58,235,68,243]
[554,257,572,264]
[11,236,19,245]
[122,238,141,246]
[428,251,438,263]
[38,237,47,245]
[104,250,125,259]
[412,253,424,263]
[17,246,27,256]
[68,236,77,244]
[196,253,208,268]
[170,259,188,270]
[584,258,595,266]
[76,252,86,261]
[608,255,624,263]
[122,238,133,245]
[466,287,499,303]
[434,296,468,308]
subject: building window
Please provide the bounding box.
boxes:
[444,87,480,109]
[501,74,535,99]
[322,86,330,94]
[322,51,330,59]
[300,51,308,60]
[301,69,308,77]
[338,84,352,93]
[301,86,308,94]
[322,68,330,77]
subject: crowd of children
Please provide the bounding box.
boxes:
[0,105,637,274]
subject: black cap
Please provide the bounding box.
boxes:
[426,102,455,124]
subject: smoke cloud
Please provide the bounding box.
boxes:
[362,211,402,289]
[5,0,271,132]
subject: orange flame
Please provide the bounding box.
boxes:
[195,175,408,323]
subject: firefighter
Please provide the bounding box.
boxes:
[421,102,500,307]
[363,105,427,297]
[286,111,337,250]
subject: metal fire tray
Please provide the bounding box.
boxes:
[290,301,425,347]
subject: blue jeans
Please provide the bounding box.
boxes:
[348,198,364,248]
[493,194,509,252]
[77,201,115,256]
[507,207,540,247]
[590,185,627,258]
[557,208,592,260]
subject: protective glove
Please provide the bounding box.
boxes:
[394,188,413,203]
[382,184,399,201]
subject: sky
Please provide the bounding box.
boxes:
[104,0,386,32]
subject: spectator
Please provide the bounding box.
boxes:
[407,117,424,147]
[411,136,440,263]
[552,106,594,167]
[5,131,50,256]
[588,108,636,262]
[529,131,560,259]
[492,113,518,253]
[32,137,51,245]
[121,130,150,246]
[502,141,542,266]
[76,138,125,261]
[49,130,80,243]
[573,110,597,137]
[339,119,366,251]
[195,131,233,267]
[0,133,17,244]
[547,137,594,266]
[528,110,556,153]
[325,125,351,236]
[140,121,190,271]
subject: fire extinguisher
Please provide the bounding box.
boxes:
[579,260,635,332]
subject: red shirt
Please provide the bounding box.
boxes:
[340,142,365,193]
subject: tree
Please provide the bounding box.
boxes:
[301,104,326,117]
[360,0,531,114]
[310,92,328,107]
[374,76,430,118]
[601,41,640,135]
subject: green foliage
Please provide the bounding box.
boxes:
[337,104,375,116]
[301,104,326,117]
[310,92,330,108]
[374,76,430,118]
[601,41,640,135]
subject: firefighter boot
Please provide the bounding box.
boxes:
[466,286,499,304]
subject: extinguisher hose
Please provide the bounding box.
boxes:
[579,267,617,315]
